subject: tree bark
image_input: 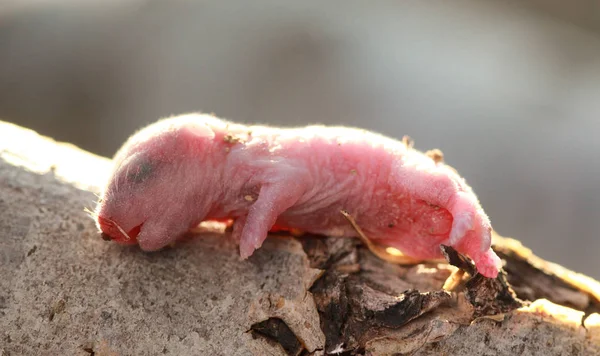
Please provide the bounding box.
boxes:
[0,120,599,355]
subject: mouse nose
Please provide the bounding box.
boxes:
[97,215,112,230]
[97,216,118,238]
[96,215,140,245]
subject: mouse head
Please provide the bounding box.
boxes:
[94,116,217,250]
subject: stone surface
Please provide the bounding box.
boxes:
[1,120,600,355]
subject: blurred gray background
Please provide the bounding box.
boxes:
[1,0,599,278]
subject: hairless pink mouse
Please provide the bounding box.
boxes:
[94,113,502,278]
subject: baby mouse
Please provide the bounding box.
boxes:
[94,113,502,278]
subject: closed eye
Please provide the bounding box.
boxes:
[117,152,155,185]
[127,160,154,184]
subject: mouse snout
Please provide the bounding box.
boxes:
[97,215,141,245]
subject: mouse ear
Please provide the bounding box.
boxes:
[181,124,215,140]
[176,124,216,154]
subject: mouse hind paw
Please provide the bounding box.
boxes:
[473,249,502,278]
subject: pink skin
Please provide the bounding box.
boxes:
[95,114,502,278]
